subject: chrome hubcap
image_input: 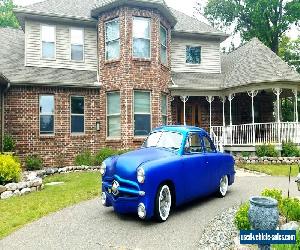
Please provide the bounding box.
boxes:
[159,185,171,221]
[220,175,228,196]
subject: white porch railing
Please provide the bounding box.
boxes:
[211,122,300,147]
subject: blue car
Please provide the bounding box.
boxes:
[101,126,235,222]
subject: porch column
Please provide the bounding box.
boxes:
[180,96,189,126]
[228,94,235,145]
[273,88,282,143]
[293,89,298,123]
[220,96,226,145]
[205,96,214,135]
[247,90,258,145]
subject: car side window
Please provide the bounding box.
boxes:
[202,136,215,153]
[185,133,203,154]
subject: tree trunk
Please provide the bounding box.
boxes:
[271,36,279,55]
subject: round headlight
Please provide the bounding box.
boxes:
[100,162,106,176]
[137,167,145,183]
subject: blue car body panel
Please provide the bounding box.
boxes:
[101,126,235,219]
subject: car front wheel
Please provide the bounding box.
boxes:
[217,175,228,198]
[155,184,172,222]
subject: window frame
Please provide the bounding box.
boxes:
[39,94,55,136]
[184,132,203,154]
[161,93,168,125]
[186,45,202,65]
[70,96,85,135]
[106,91,121,139]
[132,16,151,60]
[133,90,152,137]
[40,24,56,60]
[70,27,85,62]
[105,18,120,61]
[160,24,168,65]
[201,135,216,153]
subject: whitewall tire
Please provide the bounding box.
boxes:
[217,175,228,198]
[155,184,172,222]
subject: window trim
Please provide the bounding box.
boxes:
[70,95,85,135]
[161,93,168,125]
[160,24,168,65]
[185,45,202,65]
[133,90,152,137]
[106,91,121,139]
[69,27,85,62]
[40,24,56,60]
[105,18,120,61]
[39,94,55,136]
[132,16,151,60]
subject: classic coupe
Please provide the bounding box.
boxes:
[100,126,235,221]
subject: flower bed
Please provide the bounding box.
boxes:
[235,156,300,165]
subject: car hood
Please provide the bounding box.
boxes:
[107,147,176,179]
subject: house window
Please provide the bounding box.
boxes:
[134,91,151,136]
[41,25,55,59]
[105,18,120,61]
[161,94,167,125]
[71,28,84,61]
[160,25,167,65]
[40,95,54,135]
[71,96,84,134]
[133,17,150,59]
[186,46,201,64]
[107,92,121,137]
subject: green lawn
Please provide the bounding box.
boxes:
[0,172,101,239]
[238,164,299,177]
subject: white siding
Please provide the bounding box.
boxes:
[171,37,221,73]
[25,20,97,71]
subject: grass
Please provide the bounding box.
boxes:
[0,172,101,239]
[237,164,299,177]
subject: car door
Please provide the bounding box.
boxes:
[182,132,209,201]
[201,134,220,193]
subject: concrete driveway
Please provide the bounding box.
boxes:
[0,172,299,250]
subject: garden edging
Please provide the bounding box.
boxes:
[235,156,300,165]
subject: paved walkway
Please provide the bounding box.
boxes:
[0,175,299,250]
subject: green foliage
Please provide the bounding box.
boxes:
[279,36,300,74]
[282,141,300,157]
[281,197,300,222]
[272,230,300,250]
[25,155,43,171]
[234,202,251,230]
[94,148,121,165]
[0,0,19,28]
[74,150,95,166]
[261,188,283,207]
[256,144,279,157]
[3,134,16,152]
[196,0,300,54]
[241,152,251,157]
[0,154,21,185]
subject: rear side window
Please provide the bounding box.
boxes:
[202,136,215,153]
[185,133,203,153]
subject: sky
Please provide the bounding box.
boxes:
[14,0,300,49]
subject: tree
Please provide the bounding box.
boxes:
[195,0,300,54]
[0,0,19,28]
[279,36,300,73]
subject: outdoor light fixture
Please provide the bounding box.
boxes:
[96,121,100,131]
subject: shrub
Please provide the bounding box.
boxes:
[74,150,95,166]
[234,202,251,230]
[280,197,300,221]
[0,154,21,185]
[256,144,279,157]
[272,230,300,250]
[25,155,43,171]
[3,134,16,152]
[281,141,300,157]
[261,188,283,207]
[241,152,251,157]
[94,148,121,165]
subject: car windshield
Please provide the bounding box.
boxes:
[142,131,183,150]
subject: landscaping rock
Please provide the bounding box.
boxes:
[13,190,21,197]
[0,185,7,193]
[1,191,13,199]
[29,178,42,187]
[5,183,18,191]
[30,187,37,192]
[26,172,38,181]
[281,221,300,231]
[46,168,55,175]
[20,188,31,195]
[17,182,27,189]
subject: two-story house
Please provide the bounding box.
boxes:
[0,0,299,166]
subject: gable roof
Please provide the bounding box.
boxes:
[0,28,97,87]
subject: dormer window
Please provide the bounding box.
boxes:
[105,18,120,61]
[186,46,201,64]
[41,25,55,59]
[71,28,84,61]
[133,17,150,59]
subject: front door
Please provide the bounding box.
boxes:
[181,104,201,127]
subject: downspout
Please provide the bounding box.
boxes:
[2,82,11,152]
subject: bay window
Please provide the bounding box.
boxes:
[134,91,151,136]
[160,25,167,65]
[107,92,121,137]
[105,18,120,61]
[133,17,150,59]
[71,96,84,134]
[40,95,54,135]
[161,94,167,125]
[41,25,55,59]
[71,28,84,61]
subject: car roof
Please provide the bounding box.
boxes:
[153,125,207,134]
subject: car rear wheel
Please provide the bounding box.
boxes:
[217,175,228,198]
[155,184,172,222]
